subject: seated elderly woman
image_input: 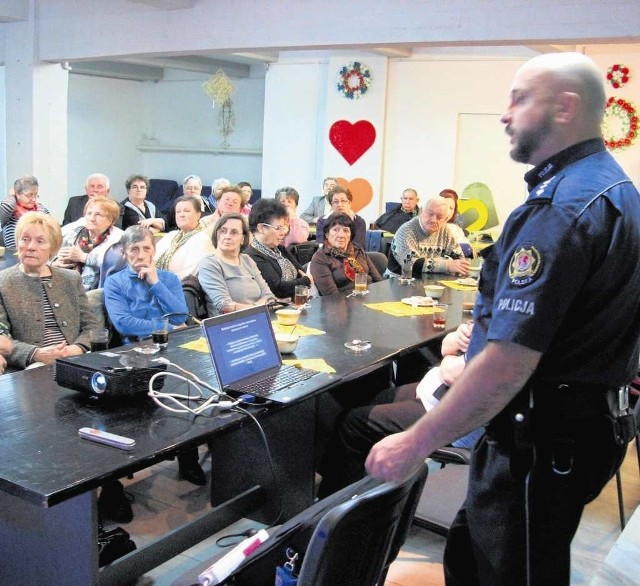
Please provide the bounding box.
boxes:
[0,212,97,369]
[315,186,367,248]
[119,174,165,233]
[203,185,248,231]
[310,212,383,296]
[103,225,204,486]
[165,175,214,232]
[1,175,50,248]
[198,213,275,315]
[246,198,312,299]
[53,196,123,291]
[155,195,215,280]
[275,186,310,246]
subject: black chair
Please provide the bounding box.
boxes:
[413,446,471,536]
[614,387,640,530]
[287,241,320,266]
[295,465,428,586]
[98,242,126,288]
[181,275,208,324]
[366,251,388,275]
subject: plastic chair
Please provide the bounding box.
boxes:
[287,241,320,266]
[615,388,640,530]
[181,275,208,324]
[295,465,428,586]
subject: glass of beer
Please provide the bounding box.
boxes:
[354,272,369,296]
[294,285,309,308]
[152,317,169,349]
[89,328,110,352]
[432,304,449,330]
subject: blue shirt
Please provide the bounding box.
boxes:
[469,139,640,386]
[104,267,188,338]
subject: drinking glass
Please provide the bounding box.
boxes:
[353,273,368,296]
[89,328,110,352]
[399,258,415,284]
[294,285,309,308]
[432,304,449,330]
[152,317,169,349]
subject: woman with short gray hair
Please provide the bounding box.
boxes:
[1,175,50,248]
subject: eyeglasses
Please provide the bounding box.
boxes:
[331,199,350,205]
[130,185,147,191]
[18,191,38,200]
[262,223,289,233]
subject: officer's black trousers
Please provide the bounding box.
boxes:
[443,411,626,585]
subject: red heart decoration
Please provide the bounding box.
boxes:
[329,120,376,165]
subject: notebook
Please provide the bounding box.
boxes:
[201,305,338,403]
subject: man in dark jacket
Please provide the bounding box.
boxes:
[373,188,419,233]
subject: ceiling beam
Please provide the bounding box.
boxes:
[0,0,28,22]
[370,47,413,58]
[114,55,251,77]
[65,60,164,81]
[125,0,195,8]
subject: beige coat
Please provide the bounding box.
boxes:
[0,265,98,368]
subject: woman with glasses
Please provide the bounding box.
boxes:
[53,197,123,291]
[119,174,165,232]
[246,199,312,299]
[198,213,275,316]
[315,186,367,248]
[1,176,50,248]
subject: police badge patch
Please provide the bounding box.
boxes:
[509,244,542,286]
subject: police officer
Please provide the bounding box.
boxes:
[365,52,640,585]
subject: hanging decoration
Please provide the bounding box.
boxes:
[606,63,631,89]
[337,62,372,99]
[202,69,236,148]
[602,97,638,150]
[329,120,376,165]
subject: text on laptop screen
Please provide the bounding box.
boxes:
[203,309,280,387]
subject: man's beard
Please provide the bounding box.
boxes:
[508,114,553,164]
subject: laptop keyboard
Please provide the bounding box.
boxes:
[232,365,317,398]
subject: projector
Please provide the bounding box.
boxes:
[54,352,167,398]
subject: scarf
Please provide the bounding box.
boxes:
[71,226,109,272]
[156,225,203,270]
[325,242,365,281]
[250,239,297,281]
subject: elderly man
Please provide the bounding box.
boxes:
[300,176,338,225]
[386,195,469,277]
[63,173,111,225]
[367,53,640,585]
[373,188,420,233]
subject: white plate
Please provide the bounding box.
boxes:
[456,277,478,287]
[401,296,435,307]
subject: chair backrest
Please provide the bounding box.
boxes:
[367,251,388,275]
[296,465,428,586]
[147,179,179,214]
[287,241,320,266]
[98,242,126,288]
[181,275,208,323]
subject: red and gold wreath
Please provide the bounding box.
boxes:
[606,64,631,89]
[602,97,638,150]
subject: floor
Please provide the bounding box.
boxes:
[117,441,640,585]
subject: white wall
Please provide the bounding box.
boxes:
[66,70,265,218]
[0,66,5,195]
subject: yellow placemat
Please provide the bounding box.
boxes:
[439,279,478,291]
[271,322,326,337]
[180,337,210,353]
[364,301,441,317]
[282,358,336,374]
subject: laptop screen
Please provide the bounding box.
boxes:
[201,305,282,388]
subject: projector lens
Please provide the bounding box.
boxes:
[91,372,107,394]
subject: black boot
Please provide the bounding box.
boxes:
[98,480,133,524]
[178,448,206,486]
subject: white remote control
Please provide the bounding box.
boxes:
[78,427,136,450]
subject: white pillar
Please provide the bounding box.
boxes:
[4,0,69,220]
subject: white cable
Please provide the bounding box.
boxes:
[147,364,238,415]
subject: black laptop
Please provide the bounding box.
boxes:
[200,305,338,403]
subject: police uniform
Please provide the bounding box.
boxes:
[444,139,640,585]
